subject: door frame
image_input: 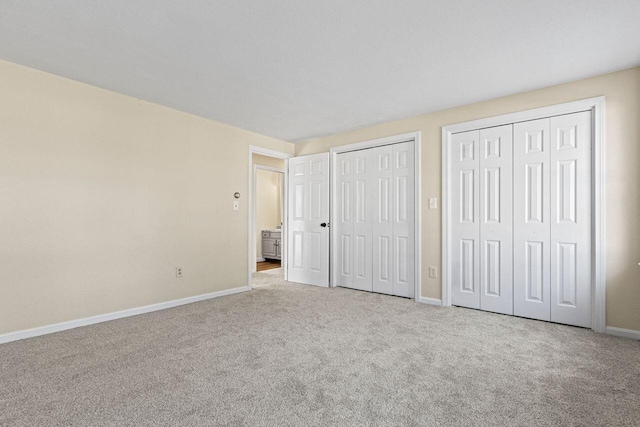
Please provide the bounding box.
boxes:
[441,96,606,332]
[248,146,292,289]
[329,131,422,301]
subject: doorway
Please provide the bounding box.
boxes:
[255,165,284,270]
[248,147,291,289]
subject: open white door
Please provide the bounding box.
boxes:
[287,153,330,286]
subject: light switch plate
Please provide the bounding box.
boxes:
[233,200,239,211]
[429,198,438,209]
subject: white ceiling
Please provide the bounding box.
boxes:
[1,1,639,142]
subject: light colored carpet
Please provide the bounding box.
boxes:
[1,277,639,427]
[252,267,284,287]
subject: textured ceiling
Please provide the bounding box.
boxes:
[1,1,639,142]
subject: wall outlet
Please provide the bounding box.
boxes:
[428,266,437,278]
[176,267,183,278]
[429,197,438,209]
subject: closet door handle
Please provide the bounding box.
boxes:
[320,222,327,228]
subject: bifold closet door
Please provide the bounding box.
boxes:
[513,112,592,327]
[336,142,415,298]
[479,125,513,315]
[451,126,512,312]
[549,111,592,328]
[372,142,415,298]
[336,151,355,288]
[335,149,373,291]
[514,118,552,321]
[450,130,480,309]
[372,145,394,295]
[450,111,592,327]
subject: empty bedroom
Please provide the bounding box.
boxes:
[1,1,639,426]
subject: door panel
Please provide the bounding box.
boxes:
[335,152,354,287]
[287,153,330,286]
[352,149,373,291]
[550,111,592,327]
[450,130,480,309]
[479,125,513,315]
[372,145,394,295]
[391,142,415,298]
[514,119,551,321]
[336,150,374,291]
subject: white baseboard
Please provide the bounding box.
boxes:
[419,296,442,306]
[605,326,640,340]
[256,257,265,262]
[0,285,250,345]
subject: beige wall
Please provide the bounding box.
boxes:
[0,59,294,335]
[297,67,640,331]
[253,153,286,170]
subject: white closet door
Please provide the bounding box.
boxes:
[287,153,330,287]
[335,150,373,291]
[335,151,354,288]
[450,130,480,309]
[391,142,415,298]
[550,111,592,327]
[352,149,374,291]
[372,145,394,295]
[479,125,513,315]
[513,119,551,321]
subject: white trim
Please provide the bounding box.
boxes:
[248,146,292,287]
[256,257,266,262]
[605,326,640,341]
[0,286,249,345]
[249,145,292,160]
[442,97,605,134]
[419,297,442,306]
[592,98,607,333]
[329,131,422,302]
[441,96,606,333]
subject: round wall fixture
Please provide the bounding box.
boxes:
[234,192,241,199]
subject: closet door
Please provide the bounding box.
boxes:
[391,142,415,298]
[335,151,354,288]
[450,130,480,309]
[513,119,551,321]
[479,125,513,315]
[550,111,592,327]
[352,149,374,291]
[337,142,414,297]
[372,145,394,295]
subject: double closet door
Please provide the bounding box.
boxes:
[335,142,415,298]
[450,111,592,328]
